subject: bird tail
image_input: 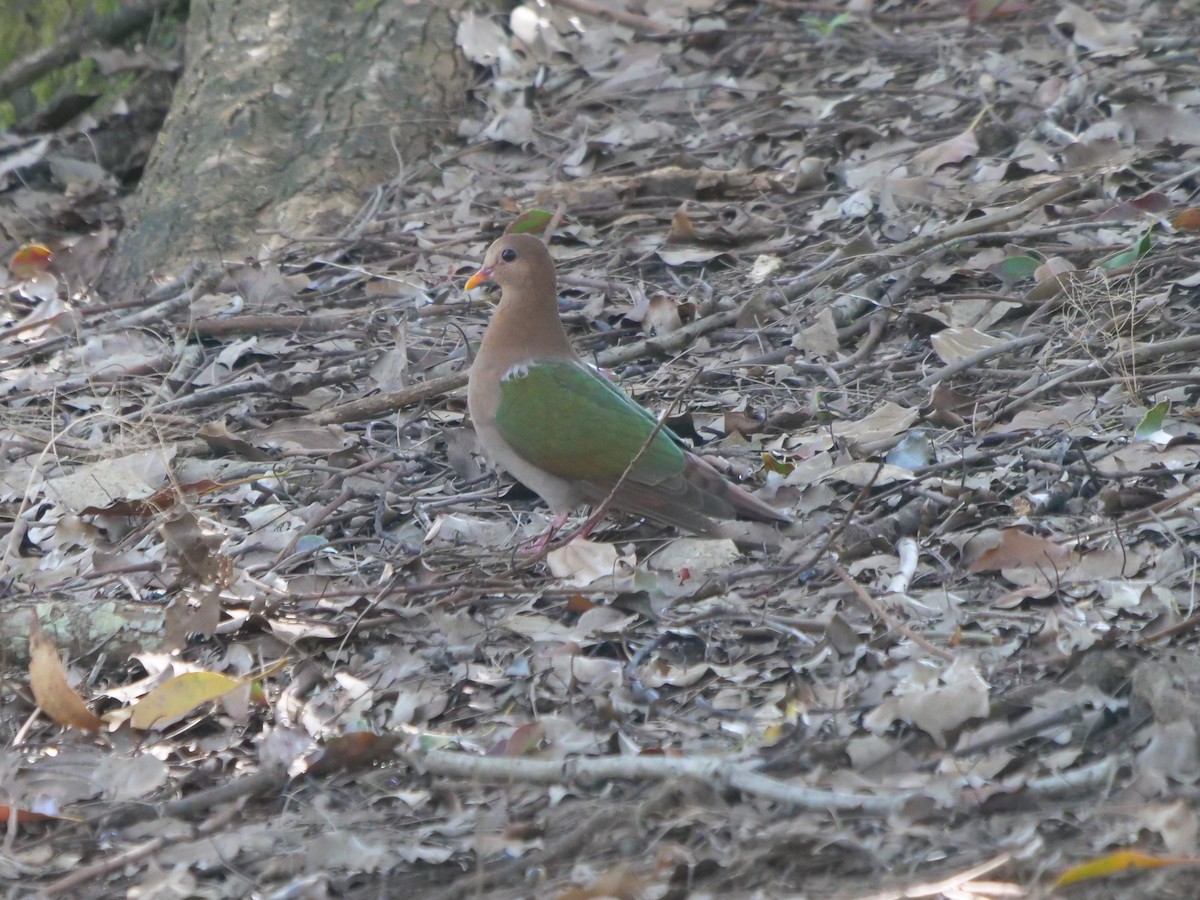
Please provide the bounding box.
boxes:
[680,451,791,526]
[585,451,789,535]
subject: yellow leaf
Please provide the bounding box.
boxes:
[1053,849,1200,888]
[130,671,242,730]
[9,243,53,279]
[255,657,290,680]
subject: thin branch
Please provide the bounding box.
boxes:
[303,307,744,426]
[989,334,1200,424]
[401,746,907,814]
[781,178,1084,302]
[44,802,242,896]
[916,331,1049,388]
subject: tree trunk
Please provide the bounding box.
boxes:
[102,0,473,295]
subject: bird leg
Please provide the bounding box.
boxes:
[522,511,570,556]
[573,506,605,542]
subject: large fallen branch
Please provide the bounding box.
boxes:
[400,742,1117,813]
[405,746,903,814]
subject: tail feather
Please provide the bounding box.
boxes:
[578,451,789,535]
[679,451,791,525]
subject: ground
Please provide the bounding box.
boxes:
[4,0,1200,897]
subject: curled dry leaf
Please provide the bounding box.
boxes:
[302,733,404,776]
[28,614,102,733]
[912,125,979,174]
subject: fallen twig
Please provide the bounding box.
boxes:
[989,334,1200,424]
[401,745,907,814]
[44,802,243,896]
[916,331,1048,388]
[781,178,1083,302]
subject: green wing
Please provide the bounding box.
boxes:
[494,359,685,485]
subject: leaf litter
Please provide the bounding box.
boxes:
[5,0,1200,896]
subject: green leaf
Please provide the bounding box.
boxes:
[995,255,1040,282]
[1100,230,1153,270]
[761,453,793,476]
[505,210,553,236]
[1134,401,1169,442]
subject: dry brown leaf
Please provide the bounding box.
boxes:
[1055,2,1139,50]
[302,733,403,776]
[546,539,632,587]
[913,126,979,174]
[930,327,1006,365]
[642,293,684,335]
[43,448,176,513]
[556,864,645,900]
[28,614,102,732]
[667,204,698,242]
[966,528,1077,574]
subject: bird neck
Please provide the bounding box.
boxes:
[480,283,576,367]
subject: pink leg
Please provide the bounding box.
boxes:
[574,505,609,542]
[523,511,569,555]
[575,515,599,541]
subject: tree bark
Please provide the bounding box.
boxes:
[102,0,473,295]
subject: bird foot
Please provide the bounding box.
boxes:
[519,512,571,557]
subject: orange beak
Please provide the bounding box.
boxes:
[464,265,493,291]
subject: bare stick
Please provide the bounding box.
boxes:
[916,332,1048,388]
[44,803,242,895]
[400,745,906,814]
[781,178,1083,301]
[305,308,742,426]
[989,334,1200,424]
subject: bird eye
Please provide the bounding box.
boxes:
[500,248,517,262]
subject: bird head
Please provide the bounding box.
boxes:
[464,233,555,293]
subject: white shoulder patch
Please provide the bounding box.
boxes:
[500,362,532,382]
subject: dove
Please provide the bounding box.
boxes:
[465,233,788,547]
